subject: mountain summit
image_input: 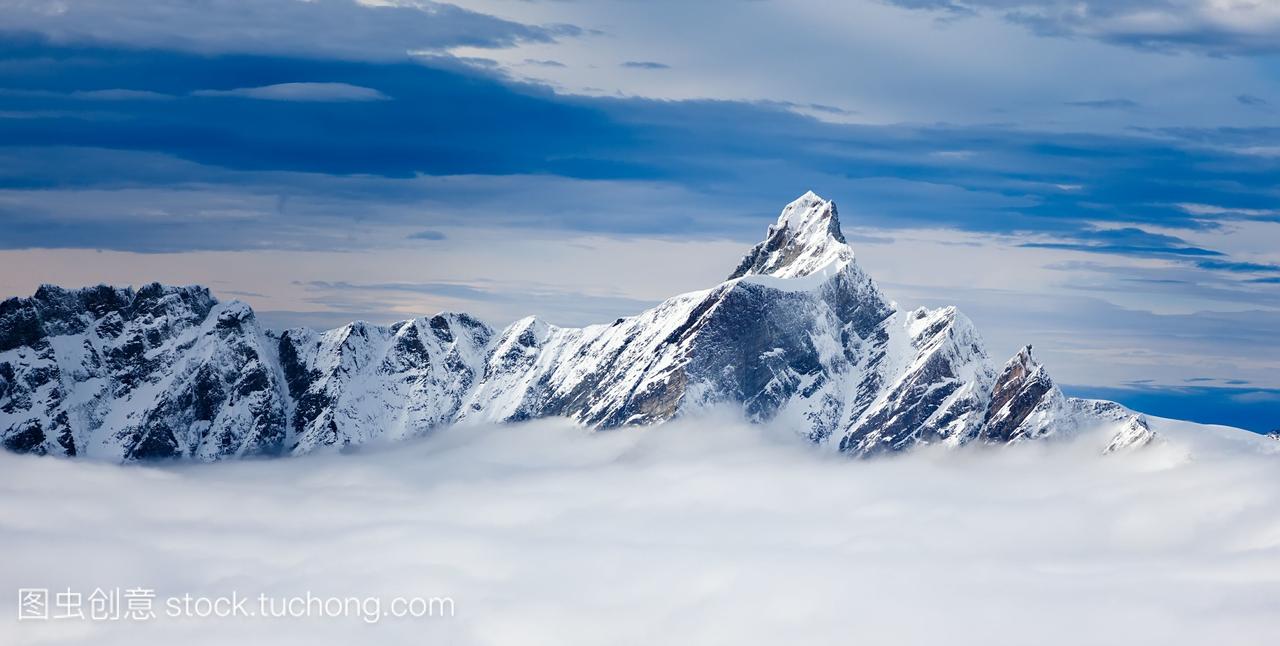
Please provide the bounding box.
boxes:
[729,191,853,279]
[1,192,1163,461]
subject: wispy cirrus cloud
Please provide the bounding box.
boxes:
[621,61,670,70]
[882,0,1280,56]
[0,0,584,60]
[406,230,447,241]
[1176,203,1280,220]
[71,88,173,101]
[1021,227,1222,258]
[523,58,567,68]
[1064,98,1140,110]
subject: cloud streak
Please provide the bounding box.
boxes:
[0,0,583,60]
[620,61,670,70]
[1021,227,1223,258]
[191,82,390,102]
[883,0,1280,56]
[1,40,1276,255]
[1064,98,1140,109]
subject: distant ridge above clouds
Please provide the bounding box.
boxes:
[0,192,1208,462]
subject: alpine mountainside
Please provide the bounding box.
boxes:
[3,192,1167,461]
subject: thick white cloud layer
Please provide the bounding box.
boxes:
[2,414,1278,645]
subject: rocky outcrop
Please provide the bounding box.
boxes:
[0,285,285,459]
[980,345,1064,443]
[278,313,491,453]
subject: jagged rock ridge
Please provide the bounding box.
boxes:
[2,192,1159,461]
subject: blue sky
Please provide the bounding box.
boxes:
[0,0,1276,431]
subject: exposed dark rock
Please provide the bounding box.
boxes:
[980,345,1056,443]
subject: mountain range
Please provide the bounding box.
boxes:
[0,191,1191,461]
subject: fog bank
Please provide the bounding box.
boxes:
[3,414,1279,645]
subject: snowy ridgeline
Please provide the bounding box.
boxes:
[0,191,1244,462]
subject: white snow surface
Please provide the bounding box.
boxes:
[733,190,856,279]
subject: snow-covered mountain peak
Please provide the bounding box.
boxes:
[0,193,1222,462]
[1004,344,1043,377]
[728,191,855,280]
[776,190,843,235]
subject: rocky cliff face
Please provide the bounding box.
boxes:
[981,345,1064,444]
[1,192,1159,461]
[0,284,286,459]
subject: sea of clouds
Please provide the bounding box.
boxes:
[2,413,1279,645]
